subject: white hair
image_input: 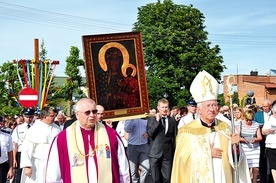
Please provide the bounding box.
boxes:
[57,111,66,118]
[150,109,156,114]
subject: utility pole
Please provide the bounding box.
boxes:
[34,38,40,93]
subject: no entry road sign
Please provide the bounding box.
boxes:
[18,87,39,107]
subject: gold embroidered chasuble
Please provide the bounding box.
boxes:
[171,120,234,183]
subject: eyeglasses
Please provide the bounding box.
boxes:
[202,104,218,109]
[78,109,98,116]
[202,104,218,110]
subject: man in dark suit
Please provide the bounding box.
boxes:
[147,98,177,183]
[63,114,76,129]
[254,99,273,183]
[64,105,77,129]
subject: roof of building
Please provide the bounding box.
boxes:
[53,76,87,87]
[264,83,276,88]
[250,82,276,89]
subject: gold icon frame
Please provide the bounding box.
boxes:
[82,31,150,120]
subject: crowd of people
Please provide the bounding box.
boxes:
[1,70,276,183]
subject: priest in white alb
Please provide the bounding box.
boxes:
[20,106,61,183]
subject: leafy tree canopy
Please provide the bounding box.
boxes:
[133,0,225,108]
[56,46,84,111]
[65,46,84,86]
[0,62,22,116]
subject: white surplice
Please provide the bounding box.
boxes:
[20,120,60,183]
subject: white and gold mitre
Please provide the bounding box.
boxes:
[190,70,219,103]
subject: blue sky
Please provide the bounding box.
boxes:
[1,0,276,81]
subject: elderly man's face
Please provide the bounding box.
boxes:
[56,115,66,124]
[262,102,271,113]
[76,100,98,129]
[199,100,219,123]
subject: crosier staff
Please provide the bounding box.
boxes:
[226,75,240,183]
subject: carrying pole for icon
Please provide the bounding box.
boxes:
[226,75,240,183]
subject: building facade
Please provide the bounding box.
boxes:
[223,71,276,107]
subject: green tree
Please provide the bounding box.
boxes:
[133,0,225,108]
[222,91,240,107]
[65,46,84,88]
[40,38,48,60]
[56,46,84,114]
[0,62,23,116]
[232,91,240,106]
[217,93,225,107]
[38,39,60,108]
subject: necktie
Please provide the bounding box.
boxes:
[27,124,31,129]
[161,117,166,128]
[192,114,195,120]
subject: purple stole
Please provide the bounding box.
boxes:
[56,126,120,182]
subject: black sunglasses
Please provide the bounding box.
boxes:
[79,109,98,116]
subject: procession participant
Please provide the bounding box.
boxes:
[254,99,273,182]
[45,98,131,183]
[96,105,113,128]
[64,105,77,129]
[178,99,198,128]
[15,116,24,126]
[237,109,262,183]
[0,115,14,182]
[54,111,67,130]
[147,98,177,183]
[20,106,60,183]
[171,70,250,183]
[12,108,35,183]
[262,103,276,182]
[124,118,149,183]
[116,120,128,149]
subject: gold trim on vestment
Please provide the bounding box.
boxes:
[178,119,230,135]
[66,121,112,183]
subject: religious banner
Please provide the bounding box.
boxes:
[82,31,150,120]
